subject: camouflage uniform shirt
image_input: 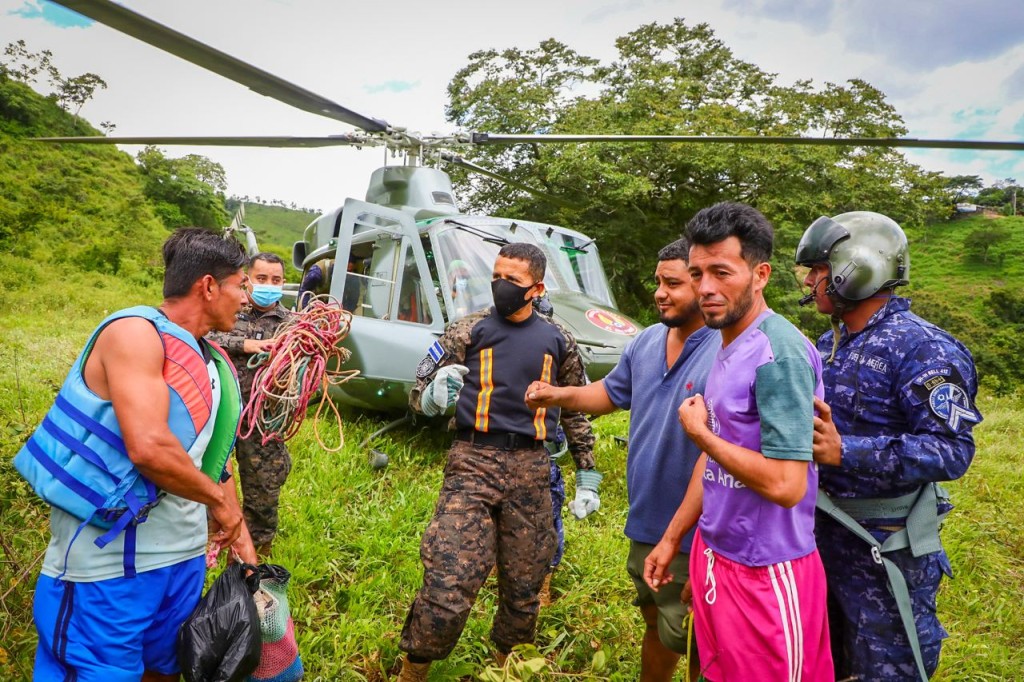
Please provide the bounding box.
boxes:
[207,303,291,399]
[410,306,595,469]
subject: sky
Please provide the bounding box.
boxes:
[3,0,1024,213]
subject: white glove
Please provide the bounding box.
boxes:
[568,469,603,520]
[420,364,469,417]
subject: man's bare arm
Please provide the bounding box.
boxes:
[525,379,617,415]
[679,395,808,507]
[93,318,243,546]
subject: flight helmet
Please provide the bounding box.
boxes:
[795,211,910,301]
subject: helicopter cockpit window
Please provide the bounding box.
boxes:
[339,235,398,320]
[298,258,334,309]
[396,245,433,325]
[435,227,503,320]
[543,231,615,307]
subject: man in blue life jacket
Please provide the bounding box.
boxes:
[796,211,981,681]
[17,227,258,682]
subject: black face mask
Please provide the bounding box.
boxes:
[491,278,535,318]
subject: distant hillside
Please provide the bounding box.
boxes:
[0,77,166,279]
[901,214,1024,393]
[227,200,317,253]
[225,200,318,279]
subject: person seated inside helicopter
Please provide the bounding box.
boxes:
[448,259,473,319]
[297,259,333,309]
[397,263,431,324]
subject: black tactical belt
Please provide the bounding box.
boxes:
[455,429,543,450]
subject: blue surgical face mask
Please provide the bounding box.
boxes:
[454,277,469,293]
[251,284,283,307]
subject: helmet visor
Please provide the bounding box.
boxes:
[795,216,850,266]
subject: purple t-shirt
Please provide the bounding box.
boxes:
[699,310,824,566]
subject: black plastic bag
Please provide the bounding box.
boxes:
[178,561,262,682]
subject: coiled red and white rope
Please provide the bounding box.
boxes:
[239,296,358,452]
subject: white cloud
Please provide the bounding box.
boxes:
[1,0,1022,212]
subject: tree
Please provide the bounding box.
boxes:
[444,19,947,319]
[963,225,1011,264]
[54,72,107,115]
[944,174,983,204]
[135,146,230,229]
[2,40,107,116]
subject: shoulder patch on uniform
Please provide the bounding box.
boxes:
[928,382,980,431]
[417,341,447,379]
[427,340,446,363]
[416,356,437,379]
[912,366,979,431]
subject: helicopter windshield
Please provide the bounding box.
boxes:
[432,219,615,321]
[435,224,507,319]
[539,230,615,307]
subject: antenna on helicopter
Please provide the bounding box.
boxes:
[222,203,260,256]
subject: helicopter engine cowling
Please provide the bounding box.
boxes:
[365,166,461,220]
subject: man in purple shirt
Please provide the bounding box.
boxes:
[526,238,717,682]
[644,202,832,681]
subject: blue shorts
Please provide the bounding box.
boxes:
[33,555,205,682]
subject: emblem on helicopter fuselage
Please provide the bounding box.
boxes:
[585,309,638,335]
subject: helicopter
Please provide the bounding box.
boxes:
[36,1,1024,427]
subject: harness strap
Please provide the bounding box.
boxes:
[55,393,127,456]
[816,488,947,682]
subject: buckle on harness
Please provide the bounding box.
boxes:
[871,546,883,565]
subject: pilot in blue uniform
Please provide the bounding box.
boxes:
[795,211,982,681]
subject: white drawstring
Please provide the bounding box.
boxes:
[704,547,717,605]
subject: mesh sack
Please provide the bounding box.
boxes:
[248,564,303,682]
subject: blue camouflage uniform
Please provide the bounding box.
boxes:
[815,296,981,681]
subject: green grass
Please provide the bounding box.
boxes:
[1,253,1023,680]
[903,214,1024,329]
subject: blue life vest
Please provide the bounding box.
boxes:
[14,306,241,577]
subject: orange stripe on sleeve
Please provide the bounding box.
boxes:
[533,353,554,440]
[475,348,494,432]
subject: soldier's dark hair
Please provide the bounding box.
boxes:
[498,242,546,282]
[658,238,690,262]
[249,252,285,271]
[162,227,247,299]
[686,202,774,266]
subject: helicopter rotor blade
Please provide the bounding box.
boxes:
[470,133,1024,152]
[52,0,390,133]
[441,153,576,208]
[32,134,376,148]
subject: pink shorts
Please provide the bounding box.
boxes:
[690,529,833,682]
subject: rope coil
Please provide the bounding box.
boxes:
[239,296,358,451]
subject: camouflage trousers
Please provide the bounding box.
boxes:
[235,435,292,547]
[400,439,556,661]
[817,515,950,681]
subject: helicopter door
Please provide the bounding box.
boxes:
[329,199,442,395]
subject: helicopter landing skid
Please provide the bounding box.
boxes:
[359,413,416,469]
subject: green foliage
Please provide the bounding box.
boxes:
[944,174,984,205]
[903,215,1024,393]
[2,40,107,116]
[0,78,166,279]
[136,146,230,229]
[444,18,948,319]
[963,225,1010,264]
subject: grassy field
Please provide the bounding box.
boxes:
[1,254,1023,680]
